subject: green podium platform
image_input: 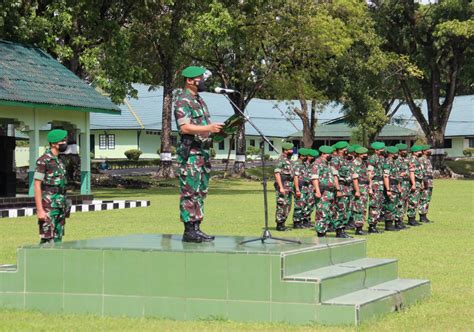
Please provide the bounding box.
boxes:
[0,235,430,325]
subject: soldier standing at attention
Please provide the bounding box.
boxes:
[395,143,410,229]
[351,147,373,235]
[419,145,434,223]
[174,66,223,243]
[274,142,299,231]
[367,142,386,233]
[382,146,402,231]
[331,141,352,238]
[34,129,70,244]
[292,148,308,229]
[302,149,318,228]
[406,145,424,227]
[312,145,343,237]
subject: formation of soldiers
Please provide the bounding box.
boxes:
[274,141,434,238]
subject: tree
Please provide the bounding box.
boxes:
[371,0,474,169]
[130,0,203,178]
[0,0,143,103]
[187,0,285,176]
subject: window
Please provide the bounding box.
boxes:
[99,134,115,150]
[250,139,255,147]
[469,138,474,148]
[218,140,225,150]
[443,139,452,149]
[269,140,274,152]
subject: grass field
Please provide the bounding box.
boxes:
[0,179,473,331]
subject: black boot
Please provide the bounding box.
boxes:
[355,226,365,235]
[194,221,215,242]
[336,227,352,238]
[346,217,356,230]
[302,219,315,228]
[293,221,304,229]
[420,214,431,223]
[395,219,407,230]
[276,223,291,231]
[327,223,336,233]
[368,224,383,234]
[182,222,202,243]
[317,231,326,237]
[408,216,421,226]
[384,220,399,231]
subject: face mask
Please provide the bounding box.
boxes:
[286,152,293,158]
[346,155,354,161]
[362,156,368,161]
[401,152,407,157]
[326,156,332,162]
[195,79,206,92]
[392,155,398,159]
[58,143,68,152]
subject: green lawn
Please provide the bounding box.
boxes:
[0,179,473,331]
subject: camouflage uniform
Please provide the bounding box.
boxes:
[351,158,373,227]
[174,89,212,224]
[312,158,338,233]
[292,158,307,225]
[382,157,400,222]
[34,148,69,243]
[274,155,297,225]
[396,154,411,221]
[407,154,424,218]
[302,158,316,224]
[367,154,385,226]
[331,155,353,227]
[419,155,434,215]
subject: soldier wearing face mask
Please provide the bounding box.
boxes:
[274,142,299,231]
[395,143,410,229]
[419,145,434,223]
[34,129,70,244]
[331,141,352,238]
[406,145,425,226]
[367,141,386,233]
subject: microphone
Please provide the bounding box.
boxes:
[214,87,238,94]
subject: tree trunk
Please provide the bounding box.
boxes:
[428,129,446,173]
[231,95,246,177]
[156,65,176,178]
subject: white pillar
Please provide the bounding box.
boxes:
[28,108,40,196]
[80,112,91,195]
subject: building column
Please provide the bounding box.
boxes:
[80,112,91,195]
[28,108,40,196]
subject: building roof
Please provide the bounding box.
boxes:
[0,40,120,114]
[289,122,418,139]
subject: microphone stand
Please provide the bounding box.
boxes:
[219,92,301,245]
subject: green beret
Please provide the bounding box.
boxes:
[319,145,334,154]
[282,142,294,150]
[355,147,368,154]
[308,149,319,157]
[181,66,206,78]
[47,129,68,143]
[386,146,399,154]
[347,146,355,153]
[422,144,431,150]
[334,141,349,150]
[395,143,408,151]
[411,145,423,152]
[298,148,308,156]
[371,141,385,150]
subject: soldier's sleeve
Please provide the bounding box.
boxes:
[274,159,283,173]
[352,166,359,179]
[311,164,319,180]
[408,157,416,172]
[292,163,300,177]
[174,98,192,127]
[34,156,46,181]
[383,162,390,175]
[330,166,339,177]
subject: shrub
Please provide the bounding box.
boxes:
[90,152,95,160]
[263,153,271,161]
[246,146,261,157]
[210,147,217,158]
[462,148,474,157]
[157,146,177,156]
[124,149,142,161]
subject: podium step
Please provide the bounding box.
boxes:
[285,258,398,301]
[317,278,431,325]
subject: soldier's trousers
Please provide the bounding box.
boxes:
[275,182,293,224]
[368,181,384,225]
[352,185,369,227]
[384,191,400,221]
[335,194,351,226]
[315,190,337,233]
[397,180,411,221]
[178,154,210,223]
[303,187,315,222]
[407,183,422,218]
[293,187,308,223]
[419,187,433,215]
[39,193,67,243]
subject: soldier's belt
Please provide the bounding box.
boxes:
[339,179,352,185]
[372,176,383,181]
[358,180,370,185]
[280,175,293,182]
[320,185,335,192]
[389,179,399,186]
[42,185,66,195]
